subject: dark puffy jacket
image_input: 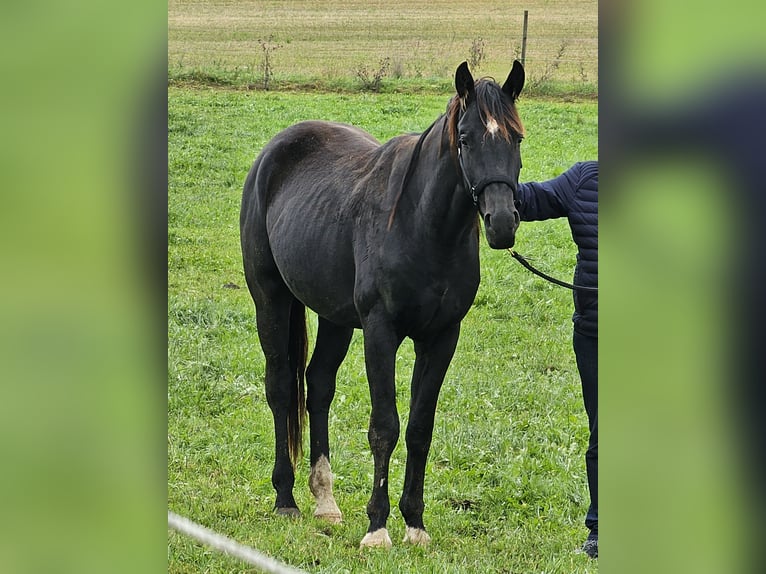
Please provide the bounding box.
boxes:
[516,161,598,337]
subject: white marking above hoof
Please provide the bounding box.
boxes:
[360,528,392,549]
[403,526,431,546]
[309,455,343,524]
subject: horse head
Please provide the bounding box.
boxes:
[452,60,525,248]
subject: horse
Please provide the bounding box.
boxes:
[240,60,525,548]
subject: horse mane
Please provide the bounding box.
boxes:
[387,120,439,230]
[387,78,524,230]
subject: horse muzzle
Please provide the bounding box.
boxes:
[480,187,520,248]
[483,207,519,248]
[469,177,520,249]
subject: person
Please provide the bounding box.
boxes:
[515,161,598,558]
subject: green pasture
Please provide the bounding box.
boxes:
[168,85,597,573]
[169,0,598,96]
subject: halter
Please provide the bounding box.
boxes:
[457,144,518,206]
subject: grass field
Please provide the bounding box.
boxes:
[169,0,597,95]
[168,83,598,573]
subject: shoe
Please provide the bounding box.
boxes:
[581,532,598,558]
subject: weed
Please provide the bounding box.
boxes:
[512,41,523,62]
[578,61,589,83]
[354,57,391,92]
[257,34,282,91]
[534,40,568,86]
[391,58,405,79]
[468,37,487,71]
[411,40,424,78]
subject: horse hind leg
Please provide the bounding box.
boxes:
[306,318,353,524]
[242,176,308,517]
[252,286,307,518]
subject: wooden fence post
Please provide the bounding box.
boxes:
[521,10,528,67]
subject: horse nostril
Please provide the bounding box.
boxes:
[484,213,492,228]
[513,210,520,226]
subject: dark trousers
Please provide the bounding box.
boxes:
[573,330,598,533]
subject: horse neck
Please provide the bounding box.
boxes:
[402,119,476,244]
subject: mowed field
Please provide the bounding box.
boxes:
[169,0,598,88]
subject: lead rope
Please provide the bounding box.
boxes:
[508,249,598,292]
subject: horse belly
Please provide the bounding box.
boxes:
[268,217,360,326]
[291,272,359,327]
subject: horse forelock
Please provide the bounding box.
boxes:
[447,78,525,148]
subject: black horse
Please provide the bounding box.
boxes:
[240,61,525,548]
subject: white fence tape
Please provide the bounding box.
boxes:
[168,510,307,574]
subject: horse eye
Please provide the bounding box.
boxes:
[458,134,468,147]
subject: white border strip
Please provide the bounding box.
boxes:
[168,511,307,574]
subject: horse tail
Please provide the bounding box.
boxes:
[287,298,308,469]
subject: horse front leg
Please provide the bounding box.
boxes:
[399,324,461,546]
[359,315,403,549]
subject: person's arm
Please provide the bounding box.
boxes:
[516,164,581,221]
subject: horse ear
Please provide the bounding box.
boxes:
[502,60,525,101]
[455,61,475,101]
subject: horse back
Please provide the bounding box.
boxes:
[240,121,387,325]
[243,120,381,214]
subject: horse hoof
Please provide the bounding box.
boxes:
[313,498,343,524]
[314,510,343,524]
[275,507,301,519]
[403,526,431,546]
[359,528,392,549]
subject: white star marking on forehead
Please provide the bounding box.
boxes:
[486,117,499,136]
